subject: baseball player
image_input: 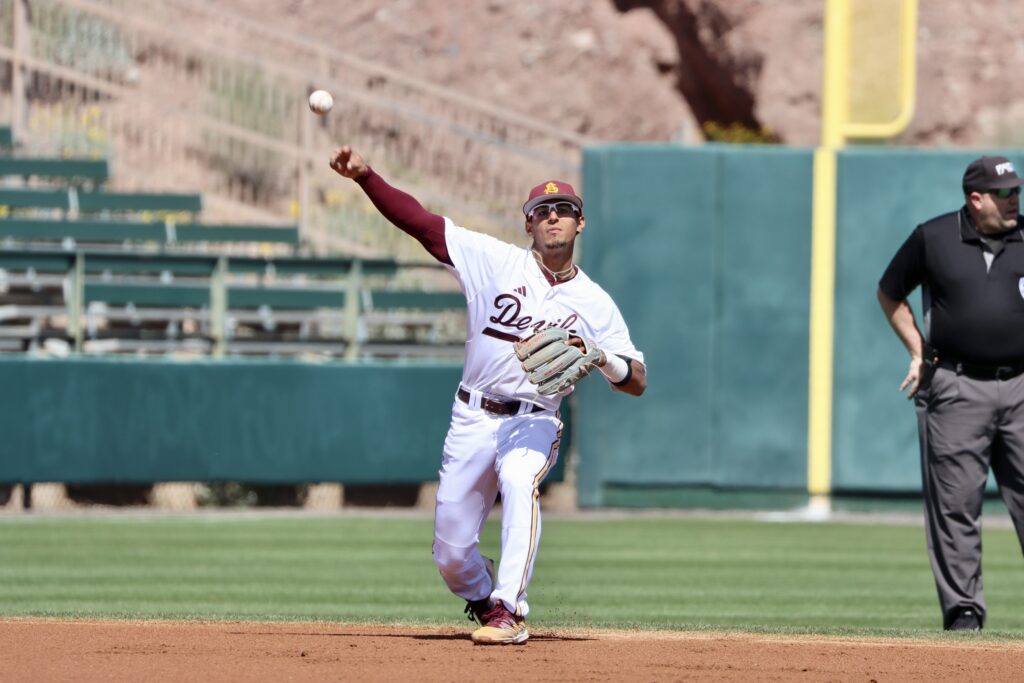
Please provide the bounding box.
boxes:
[330,146,646,645]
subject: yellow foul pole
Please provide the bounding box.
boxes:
[806,0,921,511]
[807,0,917,511]
[807,0,849,509]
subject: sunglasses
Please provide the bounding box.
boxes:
[987,187,1021,199]
[529,202,580,220]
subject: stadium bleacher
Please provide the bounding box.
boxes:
[0,157,108,185]
[0,217,300,248]
[0,245,464,359]
[0,187,203,215]
[0,126,466,360]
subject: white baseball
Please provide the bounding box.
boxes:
[308,90,334,115]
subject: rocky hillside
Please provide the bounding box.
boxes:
[219,0,1024,148]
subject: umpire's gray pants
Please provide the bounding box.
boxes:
[915,365,1024,629]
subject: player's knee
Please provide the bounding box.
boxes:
[431,538,475,577]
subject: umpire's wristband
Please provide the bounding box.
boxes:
[598,353,630,384]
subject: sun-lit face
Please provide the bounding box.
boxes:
[525,202,584,250]
[969,187,1020,234]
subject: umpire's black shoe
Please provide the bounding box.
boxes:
[947,608,982,631]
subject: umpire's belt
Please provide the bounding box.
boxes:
[936,357,1024,380]
[457,387,546,416]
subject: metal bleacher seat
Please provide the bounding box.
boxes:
[0,157,109,186]
[0,216,300,249]
[0,187,203,216]
[77,190,203,215]
[359,288,467,359]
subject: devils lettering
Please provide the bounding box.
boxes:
[489,293,578,334]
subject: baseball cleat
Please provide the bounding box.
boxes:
[464,556,497,624]
[470,602,528,645]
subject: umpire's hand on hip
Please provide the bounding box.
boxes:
[899,356,925,399]
[330,146,369,180]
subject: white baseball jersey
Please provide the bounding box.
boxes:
[443,220,645,409]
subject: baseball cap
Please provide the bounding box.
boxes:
[962,155,1024,193]
[523,180,583,216]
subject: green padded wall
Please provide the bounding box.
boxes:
[576,146,715,504]
[577,145,812,505]
[831,149,1023,491]
[0,357,569,485]
[714,148,813,487]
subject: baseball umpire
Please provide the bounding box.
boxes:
[878,155,1024,631]
[330,146,646,644]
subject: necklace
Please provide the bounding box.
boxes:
[532,249,577,281]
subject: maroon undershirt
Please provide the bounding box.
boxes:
[355,167,451,265]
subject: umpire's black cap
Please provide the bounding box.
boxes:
[962,155,1024,192]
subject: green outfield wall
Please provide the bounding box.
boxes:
[577,144,1021,506]
[0,357,568,485]
[577,145,813,506]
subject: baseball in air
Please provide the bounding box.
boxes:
[308,89,334,115]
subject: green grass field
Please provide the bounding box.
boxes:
[2,513,1023,638]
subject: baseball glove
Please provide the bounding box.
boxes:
[513,328,603,395]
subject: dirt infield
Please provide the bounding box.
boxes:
[3,619,1023,682]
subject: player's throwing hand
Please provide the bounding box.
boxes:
[329,146,369,180]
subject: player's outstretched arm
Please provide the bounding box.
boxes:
[328,145,450,264]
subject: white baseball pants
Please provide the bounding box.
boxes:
[432,397,562,618]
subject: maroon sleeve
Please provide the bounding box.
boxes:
[355,168,451,265]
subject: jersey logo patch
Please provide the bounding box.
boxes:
[514,285,526,296]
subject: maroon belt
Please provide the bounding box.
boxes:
[457,387,545,416]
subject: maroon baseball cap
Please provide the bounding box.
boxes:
[522,180,583,216]
[962,155,1024,192]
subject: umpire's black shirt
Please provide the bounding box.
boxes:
[879,207,1024,365]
